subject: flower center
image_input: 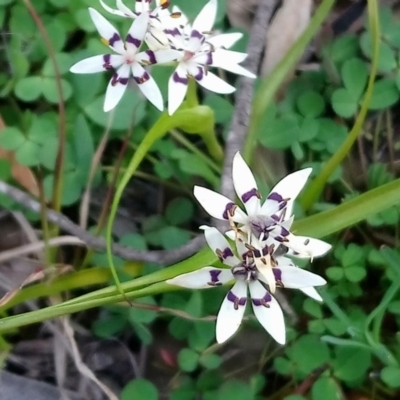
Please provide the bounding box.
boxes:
[232,262,258,282]
[248,215,279,241]
[183,50,195,62]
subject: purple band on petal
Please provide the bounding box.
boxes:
[191,29,203,40]
[134,71,150,84]
[227,290,247,307]
[241,188,258,204]
[126,34,141,48]
[209,269,221,283]
[173,71,189,85]
[145,50,157,64]
[273,268,282,282]
[252,292,271,307]
[109,33,122,47]
[280,226,290,237]
[205,52,213,65]
[222,202,235,220]
[268,192,283,202]
[102,54,113,70]
[192,67,203,81]
[218,247,234,261]
[164,27,180,37]
[271,214,280,222]
[111,74,129,86]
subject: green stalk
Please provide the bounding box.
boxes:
[243,0,335,162]
[300,0,380,210]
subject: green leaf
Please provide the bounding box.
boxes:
[0,127,26,150]
[218,381,255,400]
[178,348,199,372]
[368,79,399,110]
[199,353,221,369]
[274,357,291,375]
[344,266,366,283]
[311,377,343,400]
[288,334,331,376]
[0,160,11,181]
[341,58,368,99]
[323,318,347,336]
[204,93,233,124]
[42,77,73,103]
[121,379,158,400]
[331,88,358,118]
[298,117,319,142]
[297,91,325,118]
[284,396,307,400]
[328,35,359,64]
[120,233,148,250]
[159,226,190,249]
[131,321,153,344]
[326,267,344,281]
[42,53,72,76]
[73,114,94,180]
[303,298,323,319]
[92,315,126,338]
[84,90,146,130]
[333,347,371,383]
[166,197,194,225]
[14,77,42,102]
[260,115,299,149]
[15,141,40,166]
[388,300,400,315]
[129,297,157,324]
[381,366,400,388]
[175,153,217,186]
[341,244,364,266]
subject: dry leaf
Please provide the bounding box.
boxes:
[0,115,39,197]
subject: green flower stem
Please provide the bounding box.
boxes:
[105,106,220,301]
[3,176,400,330]
[300,0,380,210]
[185,78,199,108]
[243,0,335,163]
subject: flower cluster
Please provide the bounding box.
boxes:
[70,0,255,114]
[167,153,331,344]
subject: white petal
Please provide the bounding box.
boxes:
[117,0,137,16]
[125,12,149,53]
[286,235,332,259]
[207,33,243,49]
[168,65,189,115]
[232,152,260,216]
[166,267,233,288]
[200,226,240,267]
[193,186,247,223]
[103,64,130,112]
[211,49,256,78]
[88,8,125,54]
[267,168,312,218]
[172,5,188,26]
[249,281,285,344]
[300,286,323,302]
[276,266,326,288]
[255,258,276,294]
[70,54,123,74]
[192,0,217,33]
[99,0,128,17]
[137,49,182,65]
[216,280,247,343]
[131,63,163,110]
[134,0,149,13]
[196,71,236,94]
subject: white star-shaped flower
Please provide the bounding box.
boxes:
[167,226,326,344]
[194,152,331,272]
[70,8,180,111]
[164,0,256,115]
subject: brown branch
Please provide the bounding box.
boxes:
[0,180,205,264]
[219,0,278,203]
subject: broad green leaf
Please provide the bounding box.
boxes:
[381,366,400,388]
[42,53,72,76]
[344,266,366,283]
[199,353,221,369]
[166,197,194,225]
[42,77,73,103]
[121,379,158,400]
[303,298,323,319]
[159,226,190,249]
[368,79,399,110]
[92,315,126,338]
[178,348,199,372]
[341,58,368,99]
[15,141,40,166]
[328,35,359,64]
[326,267,344,281]
[311,377,343,400]
[218,381,255,400]
[128,297,157,324]
[14,77,42,102]
[0,127,26,150]
[297,91,325,118]
[333,347,371,382]
[260,115,300,149]
[331,88,358,118]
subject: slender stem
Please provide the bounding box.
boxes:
[300,0,380,210]
[185,78,199,108]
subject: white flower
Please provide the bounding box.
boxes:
[70,8,180,111]
[164,0,256,115]
[193,152,331,273]
[167,226,326,344]
[99,0,183,50]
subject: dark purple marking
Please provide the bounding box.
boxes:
[134,71,150,84]
[271,214,280,222]
[190,29,204,40]
[280,226,290,237]
[241,188,258,204]
[268,192,283,202]
[222,247,234,259]
[102,54,113,70]
[273,268,282,282]
[109,33,121,47]
[173,71,189,85]
[252,292,272,307]
[209,269,221,283]
[222,202,235,220]
[279,200,288,211]
[205,51,213,65]
[227,290,247,307]
[164,27,180,37]
[145,50,157,64]
[126,34,141,49]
